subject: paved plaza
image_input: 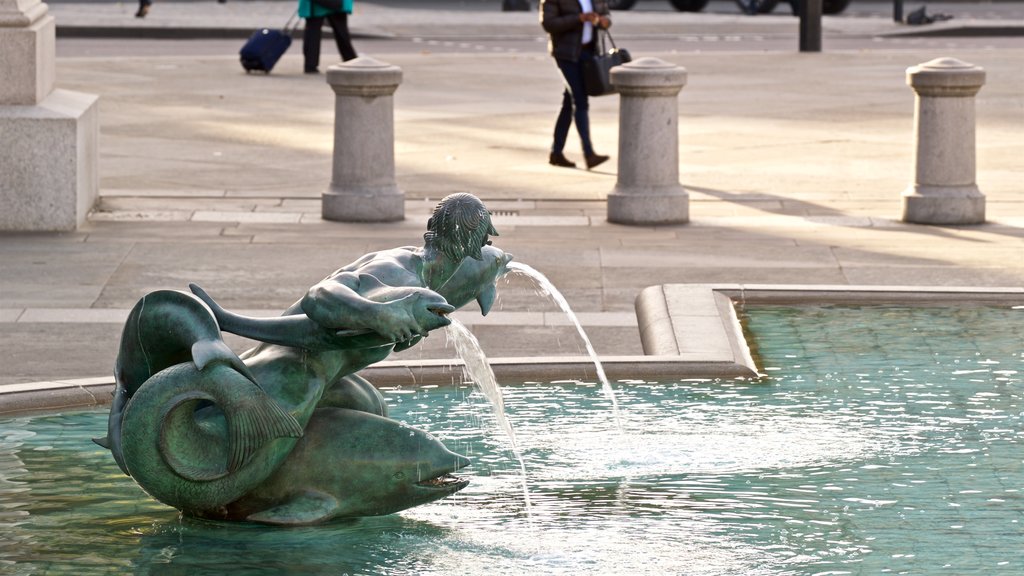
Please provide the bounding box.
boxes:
[1,0,1023,397]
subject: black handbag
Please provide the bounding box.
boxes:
[583,29,631,97]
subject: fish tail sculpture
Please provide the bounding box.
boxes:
[120,362,303,512]
[94,290,303,513]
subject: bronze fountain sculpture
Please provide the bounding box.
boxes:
[94,193,513,525]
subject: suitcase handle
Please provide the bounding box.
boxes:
[284,10,300,35]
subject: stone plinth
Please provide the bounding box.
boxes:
[322,57,405,223]
[0,0,55,105]
[1,0,99,231]
[901,57,986,225]
[607,57,689,225]
[0,90,100,231]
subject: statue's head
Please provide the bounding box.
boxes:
[423,193,499,262]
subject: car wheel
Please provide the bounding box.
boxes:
[735,0,778,14]
[823,0,850,14]
[788,0,852,15]
[669,0,710,12]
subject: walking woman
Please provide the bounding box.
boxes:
[540,0,611,170]
[300,0,358,74]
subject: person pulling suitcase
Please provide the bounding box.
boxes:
[301,0,358,74]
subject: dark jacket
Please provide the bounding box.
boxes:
[540,0,611,62]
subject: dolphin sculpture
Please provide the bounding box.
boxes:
[205,408,471,525]
[188,276,455,352]
[435,245,514,316]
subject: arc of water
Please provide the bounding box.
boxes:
[506,262,624,433]
[447,320,532,513]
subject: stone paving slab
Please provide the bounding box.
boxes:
[2,0,1023,401]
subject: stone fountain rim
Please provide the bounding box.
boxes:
[3,284,1023,416]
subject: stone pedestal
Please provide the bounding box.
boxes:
[1,0,99,231]
[0,90,99,231]
[0,0,55,106]
[607,57,689,225]
[322,57,405,223]
[901,57,986,225]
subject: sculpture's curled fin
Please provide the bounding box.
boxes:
[157,384,303,481]
[476,284,497,316]
[121,362,305,511]
[190,338,258,385]
[245,490,340,526]
[225,387,305,473]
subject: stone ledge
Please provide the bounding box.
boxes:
[0,357,753,415]
[635,283,1024,381]
[7,285,1024,415]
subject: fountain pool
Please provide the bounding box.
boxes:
[1,305,1021,575]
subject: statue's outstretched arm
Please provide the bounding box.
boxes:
[300,272,371,329]
[301,272,453,344]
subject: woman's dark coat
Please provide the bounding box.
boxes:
[540,0,611,62]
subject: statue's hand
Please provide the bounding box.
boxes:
[393,335,423,353]
[375,301,427,342]
[374,292,455,343]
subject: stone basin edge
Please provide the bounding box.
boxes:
[4,284,1024,416]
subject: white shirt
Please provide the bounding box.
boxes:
[579,0,594,45]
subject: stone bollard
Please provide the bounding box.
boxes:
[322,57,404,222]
[901,57,986,225]
[607,57,689,225]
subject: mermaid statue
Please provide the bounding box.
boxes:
[93,193,513,525]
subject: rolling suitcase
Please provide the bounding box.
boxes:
[240,12,299,74]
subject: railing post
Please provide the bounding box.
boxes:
[799,0,822,52]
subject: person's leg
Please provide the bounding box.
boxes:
[135,0,151,18]
[563,51,608,168]
[325,12,358,61]
[552,88,573,155]
[303,17,325,73]
[556,55,594,157]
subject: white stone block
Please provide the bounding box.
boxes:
[0,12,55,105]
[0,89,100,231]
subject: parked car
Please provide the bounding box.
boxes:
[607,0,851,15]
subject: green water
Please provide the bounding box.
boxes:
[1,305,1021,575]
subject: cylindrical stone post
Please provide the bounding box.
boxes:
[607,58,689,225]
[901,57,986,225]
[322,57,404,222]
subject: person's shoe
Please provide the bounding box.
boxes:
[304,68,320,74]
[135,4,150,17]
[585,153,609,170]
[549,152,576,168]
